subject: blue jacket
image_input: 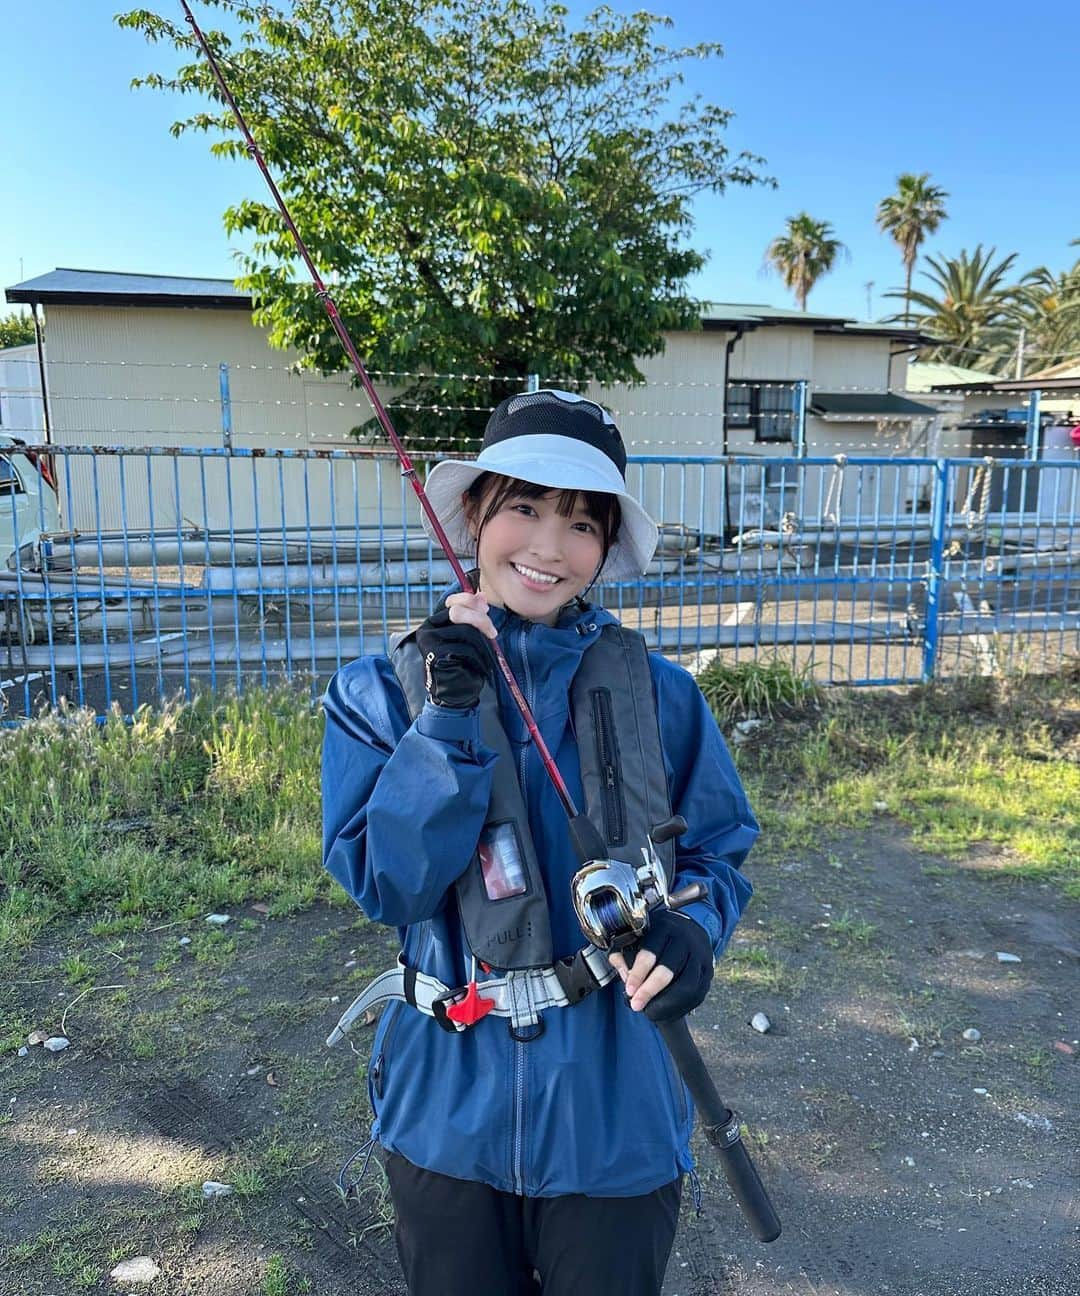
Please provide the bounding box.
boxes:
[321,598,758,1198]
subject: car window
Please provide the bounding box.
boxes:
[0,455,25,494]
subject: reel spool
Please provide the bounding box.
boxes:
[571,815,706,950]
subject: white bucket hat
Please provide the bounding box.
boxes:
[421,389,658,581]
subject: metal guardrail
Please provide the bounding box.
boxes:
[2,446,1078,719]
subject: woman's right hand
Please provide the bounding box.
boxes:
[444,591,498,642]
[415,595,496,709]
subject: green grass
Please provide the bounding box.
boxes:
[715,943,796,993]
[263,1256,290,1296]
[826,911,878,948]
[231,1167,268,1198]
[60,953,96,985]
[1024,1046,1053,1074]
[263,1254,312,1296]
[1,668,1076,976]
[0,687,333,964]
[730,669,1080,897]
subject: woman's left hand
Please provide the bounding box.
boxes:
[608,909,714,1022]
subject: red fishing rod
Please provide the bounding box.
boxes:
[179,2,780,1243]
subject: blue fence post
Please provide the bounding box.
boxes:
[794,380,808,457]
[921,457,949,683]
[219,362,233,450]
[527,373,540,394]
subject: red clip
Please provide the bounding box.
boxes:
[445,980,496,1027]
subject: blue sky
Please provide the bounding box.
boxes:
[4,0,1078,348]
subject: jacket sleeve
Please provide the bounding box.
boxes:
[652,655,758,958]
[321,657,498,927]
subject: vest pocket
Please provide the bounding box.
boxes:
[591,688,627,847]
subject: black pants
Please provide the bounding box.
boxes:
[385,1151,682,1296]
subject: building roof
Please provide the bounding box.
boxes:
[700,302,931,343]
[5,268,251,310]
[4,271,933,343]
[930,376,1080,397]
[810,392,938,420]
[903,360,1000,392]
[702,302,848,326]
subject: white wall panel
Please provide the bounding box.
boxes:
[729,329,813,381]
[44,306,406,531]
[813,335,892,391]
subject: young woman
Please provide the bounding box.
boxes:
[322,389,758,1295]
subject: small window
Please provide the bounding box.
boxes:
[726,384,753,429]
[726,381,798,443]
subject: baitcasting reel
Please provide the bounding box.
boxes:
[571,815,706,951]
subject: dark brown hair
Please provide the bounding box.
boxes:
[463,473,622,565]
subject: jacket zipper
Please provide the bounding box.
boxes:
[591,688,626,845]
[512,622,533,1195]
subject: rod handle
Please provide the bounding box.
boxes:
[703,1111,782,1243]
[658,1017,782,1243]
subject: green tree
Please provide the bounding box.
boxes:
[117,0,771,446]
[0,311,36,349]
[889,245,1022,369]
[876,172,949,323]
[764,214,846,311]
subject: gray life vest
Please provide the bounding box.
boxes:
[391,620,675,972]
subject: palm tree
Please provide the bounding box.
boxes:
[876,173,949,323]
[1011,244,1080,373]
[888,245,1022,370]
[764,214,847,311]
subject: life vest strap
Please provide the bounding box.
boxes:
[326,946,616,1044]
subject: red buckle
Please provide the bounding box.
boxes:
[445,980,496,1027]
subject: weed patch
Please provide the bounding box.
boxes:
[826,911,878,948]
[697,655,821,722]
[0,687,332,963]
[727,673,1079,896]
[717,943,795,994]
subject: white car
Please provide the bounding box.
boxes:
[1,435,61,571]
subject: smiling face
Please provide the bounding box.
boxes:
[465,480,609,625]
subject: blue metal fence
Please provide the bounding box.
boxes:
[2,445,1077,720]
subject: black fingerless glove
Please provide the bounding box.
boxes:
[629,908,715,1023]
[415,607,492,709]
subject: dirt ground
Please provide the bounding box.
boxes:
[2,824,1077,1296]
